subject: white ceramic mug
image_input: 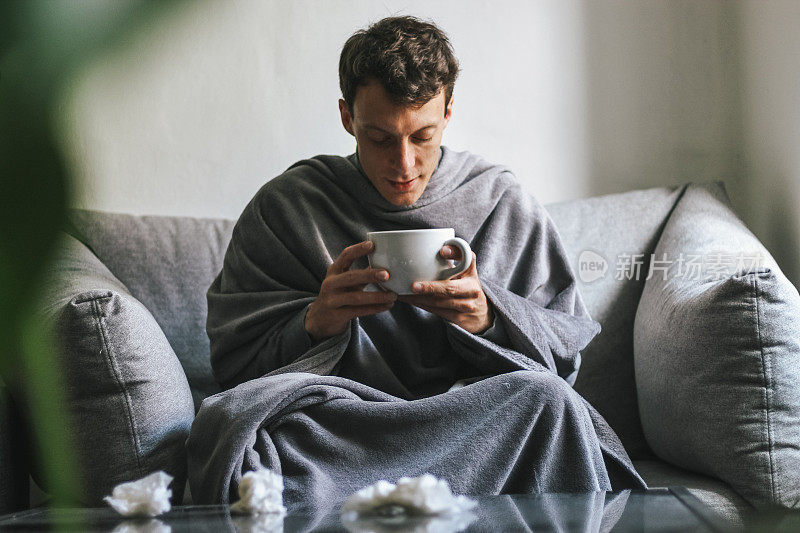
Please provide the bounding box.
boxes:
[367,228,473,295]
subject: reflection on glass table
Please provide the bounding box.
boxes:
[0,488,732,532]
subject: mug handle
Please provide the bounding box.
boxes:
[438,237,473,279]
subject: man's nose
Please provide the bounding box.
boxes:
[391,139,415,176]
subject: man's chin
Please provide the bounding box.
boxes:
[384,192,422,207]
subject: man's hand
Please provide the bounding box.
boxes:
[398,246,494,334]
[305,241,397,342]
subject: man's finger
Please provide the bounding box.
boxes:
[399,294,477,313]
[411,277,476,297]
[328,241,374,275]
[439,245,462,261]
[328,290,396,309]
[340,302,396,320]
[326,267,388,290]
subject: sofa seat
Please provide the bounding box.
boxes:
[633,459,754,527]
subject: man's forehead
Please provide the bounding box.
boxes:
[364,123,438,134]
[353,81,445,121]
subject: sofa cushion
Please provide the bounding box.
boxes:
[634,184,800,509]
[546,183,687,458]
[37,234,196,505]
[67,210,235,407]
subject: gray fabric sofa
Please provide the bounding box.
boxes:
[2,180,798,527]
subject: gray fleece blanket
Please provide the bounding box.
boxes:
[188,146,646,512]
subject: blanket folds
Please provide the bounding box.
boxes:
[191,146,645,511]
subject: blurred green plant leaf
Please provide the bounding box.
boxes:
[0,0,183,510]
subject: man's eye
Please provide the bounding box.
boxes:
[414,137,432,143]
[371,137,392,145]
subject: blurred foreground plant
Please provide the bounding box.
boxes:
[0,0,178,509]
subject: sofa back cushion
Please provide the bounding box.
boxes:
[633,183,800,509]
[69,210,234,406]
[70,182,700,460]
[546,183,694,458]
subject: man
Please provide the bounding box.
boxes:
[305,27,495,346]
[188,15,645,512]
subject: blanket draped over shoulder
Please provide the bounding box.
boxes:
[188,146,646,512]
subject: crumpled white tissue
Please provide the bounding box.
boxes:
[230,467,287,515]
[104,471,173,517]
[341,474,477,516]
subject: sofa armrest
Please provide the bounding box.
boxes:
[27,234,196,505]
[634,182,800,510]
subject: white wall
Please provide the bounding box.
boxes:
[56,0,799,285]
[57,0,733,215]
[582,0,741,197]
[736,0,800,287]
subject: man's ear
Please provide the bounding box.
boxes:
[339,99,355,136]
[443,93,454,125]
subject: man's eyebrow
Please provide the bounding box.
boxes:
[364,124,437,134]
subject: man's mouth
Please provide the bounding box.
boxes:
[387,178,416,192]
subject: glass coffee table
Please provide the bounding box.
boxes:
[0,488,732,532]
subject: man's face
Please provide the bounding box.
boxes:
[339,80,453,206]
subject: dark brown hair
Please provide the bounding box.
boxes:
[339,15,459,115]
